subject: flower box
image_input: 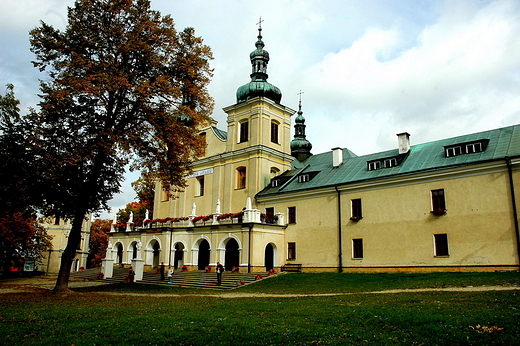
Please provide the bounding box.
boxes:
[182,265,188,272]
[205,266,212,273]
[232,266,240,273]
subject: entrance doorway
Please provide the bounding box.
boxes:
[152,241,160,267]
[117,243,123,263]
[265,243,274,271]
[174,243,184,269]
[197,239,210,270]
[225,238,240,271]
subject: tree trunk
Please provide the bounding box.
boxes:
[52,151,109,294]
[52,213,85,294]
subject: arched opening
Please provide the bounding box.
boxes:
[152,241,160,268]
[116,243,123,264]
[265,243,274,271]
[225,238,240,271]
[174,243,184,269]
[132,242,137,259]
[197,239,210,270]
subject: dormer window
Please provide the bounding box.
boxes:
[445,146,462,157]
[384,158,397,168]
[298,174,310,183]
[271,179,280,188]
[368,161,381,171]
[445,139,488,157]
[368,154,405,171]
[466,142,482,154]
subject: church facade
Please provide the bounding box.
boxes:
[107,27,520,274]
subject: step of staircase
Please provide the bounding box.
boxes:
[71,268,275,290]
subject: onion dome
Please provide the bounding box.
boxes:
[290,100,313,161]
[236,27,282,104]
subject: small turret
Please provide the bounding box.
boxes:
[290,97,313,161]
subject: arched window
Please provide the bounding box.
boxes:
[237,166,246,189]
[239,121,249,143]
[270,167,280,179]
[199,132,206,155]
[271,121,279,144]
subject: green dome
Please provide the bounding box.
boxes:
[236,27,282,104]
[237,81,282,104]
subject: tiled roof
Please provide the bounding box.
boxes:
[257,124,520,197]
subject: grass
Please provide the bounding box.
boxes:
[1,272,519,345]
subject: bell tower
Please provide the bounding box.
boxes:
[222,20,295,194]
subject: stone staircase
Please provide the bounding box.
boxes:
[71,267,275,290]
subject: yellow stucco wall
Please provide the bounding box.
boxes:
[258,162,520,271]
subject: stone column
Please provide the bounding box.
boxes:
[102,258,114,278]
[131,258,144,281]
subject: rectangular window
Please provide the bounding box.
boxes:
[446,146,462,157]
[352,239,363,259]
[271,121,279,144]
[466,142,482,154]
[431,189,446,212]
[288,207,296,224]
[434,234,449,256]
[351,199,362,219]
[384,158,397,168]
[271,179,280,188]
[287,242,296,260]
[368,161,381,171]
[237,167,246,189]
[239,121,249,143]
[197,176,204,196]
[298,174,310,183]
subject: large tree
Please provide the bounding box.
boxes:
[29,0,213,293]
[0,84,53,274]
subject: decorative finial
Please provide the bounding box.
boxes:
[297,90,304,108]
[257,16,264,30]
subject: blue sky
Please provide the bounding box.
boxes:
[1,0,519,219]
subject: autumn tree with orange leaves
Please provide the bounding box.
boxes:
[87,219,111,268]
[28,0,213,293]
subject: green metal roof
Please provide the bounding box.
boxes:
[211,126,227,141]
[257,124,520,197]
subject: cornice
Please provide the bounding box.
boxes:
[191,144,294,169]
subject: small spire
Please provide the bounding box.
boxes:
[291,92,313,161]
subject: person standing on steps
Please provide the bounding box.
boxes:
[216,262,224,286]
[167,266,174,283]
[128,266,135,283]
[160,262,165,281]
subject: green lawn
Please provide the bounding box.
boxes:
[1,272,519,345]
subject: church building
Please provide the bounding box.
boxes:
[107,26,520,274]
